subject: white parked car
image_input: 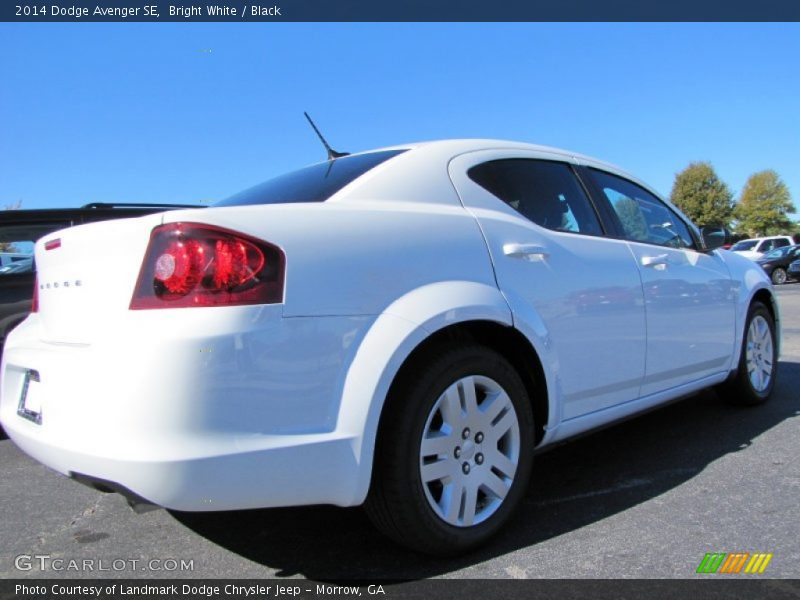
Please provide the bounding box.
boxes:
[730,235,795,260]
[0,140,780,554]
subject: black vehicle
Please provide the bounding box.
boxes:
[755,244,800,285]
[0,203,201,355]
[789,258,800,280]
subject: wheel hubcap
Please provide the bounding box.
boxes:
[745,315,774,393]
[774,269,787,284]
[419,375,520,528]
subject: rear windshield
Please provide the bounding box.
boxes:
[214,150,406,207]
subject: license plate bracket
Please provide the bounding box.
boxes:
[17,369,43,424]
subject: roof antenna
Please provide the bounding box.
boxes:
[304,112,350,161]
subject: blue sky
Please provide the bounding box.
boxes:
[1,23,798,219]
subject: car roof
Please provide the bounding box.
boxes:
[323,138,689,224]
[361,138,635,178]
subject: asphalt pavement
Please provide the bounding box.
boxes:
[1,285,799,580]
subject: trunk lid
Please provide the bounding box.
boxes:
[34,213,164,344]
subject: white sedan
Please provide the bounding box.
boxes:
[0,140,779,555]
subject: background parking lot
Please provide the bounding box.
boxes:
[1,285,799,580]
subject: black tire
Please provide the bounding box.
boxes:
[721,302,777,406]
[771,268,787,285]
[365,344,535,555]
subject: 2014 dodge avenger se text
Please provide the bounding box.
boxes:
[0,140,779,555]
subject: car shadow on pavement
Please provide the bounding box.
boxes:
[174,360,800,581]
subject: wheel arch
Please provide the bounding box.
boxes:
[752,287,780,356]
[728,285,781,380]
[337,281,554,506]
[379,320,550,448]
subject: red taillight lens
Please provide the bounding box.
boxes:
[32,276,39,312]
[130,223,284,310]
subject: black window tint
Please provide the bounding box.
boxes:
[774,239,790,249]
[589,169,696,250]
[214,150,406,207]
[468,160,603,235]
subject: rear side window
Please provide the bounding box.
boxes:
[761,238,790,252]
[214,150,406,207]
[589,169,697,250]
[467,159,603,235]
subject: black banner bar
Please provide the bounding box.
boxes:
[2,0,800,22]
[2,580,800,600]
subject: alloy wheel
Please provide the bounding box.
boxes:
[745,314,774,393]
[419,375,520,527]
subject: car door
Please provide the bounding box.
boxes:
[449,151,646,421]
[584,168,736,396]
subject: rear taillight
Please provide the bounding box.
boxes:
[130,223,284,310]
[32,276,39,313]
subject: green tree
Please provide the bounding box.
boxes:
[615,197,648,241]
[669,162,734,227]
[734,170,796,237]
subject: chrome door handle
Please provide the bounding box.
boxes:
[503,243,549,261]
[641,254,669,267]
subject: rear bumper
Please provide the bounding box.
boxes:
[0,309,374,510]
[4,418,358,510]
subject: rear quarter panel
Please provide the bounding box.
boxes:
[159,202,517,504]
[162,202,499,317]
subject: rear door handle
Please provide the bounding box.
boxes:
[503,243,549,261]
[641,254,669,267]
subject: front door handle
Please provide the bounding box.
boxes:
[641,254,669,267]
[503,243,549,261]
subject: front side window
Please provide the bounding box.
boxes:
[589,169,696,250]
[467,159,603,235]
[731,240,758,251]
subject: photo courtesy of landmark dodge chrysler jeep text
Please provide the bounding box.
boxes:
[0,140,779,555]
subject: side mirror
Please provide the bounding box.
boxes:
[700,226,730,251]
